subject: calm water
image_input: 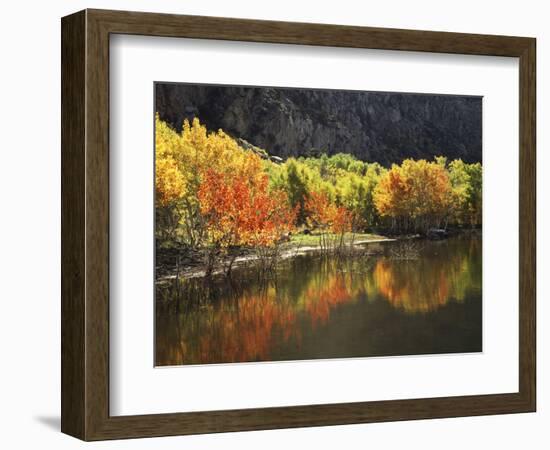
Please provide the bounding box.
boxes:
[155,236,482,366]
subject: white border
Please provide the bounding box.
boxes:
[110,35,519,416]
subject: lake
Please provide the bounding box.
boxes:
[155,235,482,366]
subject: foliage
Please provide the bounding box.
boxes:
[448,159,482,227]
[304,191,353,235]
[303,191,354,253]
[374,159,456,233]
[198,170,296,249]
[155,114,276,247]
[155,115,483,260]
[268,154,386,229]
[278,159,310,224]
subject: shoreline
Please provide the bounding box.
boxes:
[156,237,396,282]
[155,229,481,283]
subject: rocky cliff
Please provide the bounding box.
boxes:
[156,83,482,166]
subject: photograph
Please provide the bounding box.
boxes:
[154,83,483,366]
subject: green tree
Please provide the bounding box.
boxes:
[284,159,310,224]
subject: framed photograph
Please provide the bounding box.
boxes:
[61,9,536,440]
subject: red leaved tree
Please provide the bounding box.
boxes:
[198,169,297,275]
[304,191,354,253]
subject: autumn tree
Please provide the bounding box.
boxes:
[374,159,453,233]
[155,117,188,242]
[198,169,296,275]
[337,163,385,229]
[304,191,354,253]
[155,115,269,247]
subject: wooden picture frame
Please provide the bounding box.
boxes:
[61,9,536,441]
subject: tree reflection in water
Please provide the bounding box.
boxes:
[156,236,481,366]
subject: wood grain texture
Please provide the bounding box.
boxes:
[89,8,532,56]
[518,39,536,410]
[85,10,111,440]
[61,10,86,439]
[61,8,537,441]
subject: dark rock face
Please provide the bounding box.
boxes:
[155,83,482,166]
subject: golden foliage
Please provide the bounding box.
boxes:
[374,159,454,232]
[155,114,482,247]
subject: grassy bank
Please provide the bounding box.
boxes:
[284,232,389,248]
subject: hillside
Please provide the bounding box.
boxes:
[155,83,482,166]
